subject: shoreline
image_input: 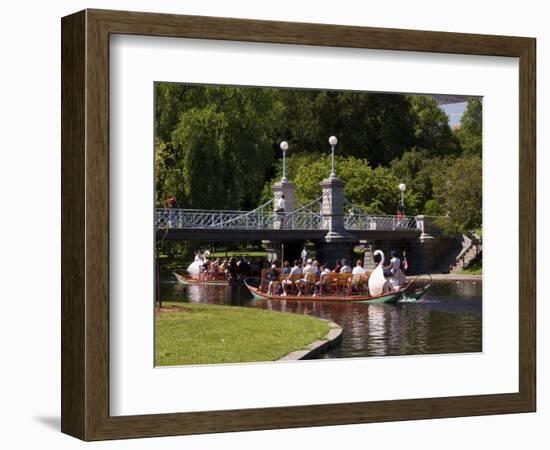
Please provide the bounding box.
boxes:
[407,274,482,282]
[277,320,343,361]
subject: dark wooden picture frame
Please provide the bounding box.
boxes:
[61,9,536,441]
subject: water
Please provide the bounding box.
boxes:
[159,272,482,359]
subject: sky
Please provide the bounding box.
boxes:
[439,101,468,127]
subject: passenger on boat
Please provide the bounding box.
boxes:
[207,258,220,280]
[352,259,365,275]
[290,260,303,276]
[267,264,282,295]
[282,259,303,296]
[200,259,211,279]
[387,250,406,289]
[296,258,315,295]
[312,260,321,275]
[282,261,291,275]
[303,258,316,276]
[340,259,352,274]
[333,260,342,273]
[314,265,331,296]
[226,257,239,283]
[351,260,367,292]
[219,258,228,272]
[249,259,261,276]
[237,257,250,280]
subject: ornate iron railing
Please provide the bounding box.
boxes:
[344,214,417,231]
[155,208,417,231]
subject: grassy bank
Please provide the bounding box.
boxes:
[156,302,331,366]
[458,259,482,276]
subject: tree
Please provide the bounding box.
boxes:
[293,155,421,214]
[272,90,417,166]
[431,155,482,232]
[157,87,277,209]
[410,95,461,157]
[456,98,482,156]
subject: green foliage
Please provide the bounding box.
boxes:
[156,86,276,209]
[410,95,461,157]
[154,84,482,233]
[424,199,443,216]
[431,155,482,233]
[259,152,324,204]
[293,155,420,214]
[460,258,482,275]
[456,98,482,156]
[274,91,417,166]
[389,148,447,206]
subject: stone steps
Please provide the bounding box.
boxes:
[449,243,482,273]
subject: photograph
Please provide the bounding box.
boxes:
[153,83,483,367]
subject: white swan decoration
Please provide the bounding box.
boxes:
[368,250,392,296]
[186,252,207,276]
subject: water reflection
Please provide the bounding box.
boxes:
[161,274,482,359]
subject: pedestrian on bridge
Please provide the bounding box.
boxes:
[275,193,286,228]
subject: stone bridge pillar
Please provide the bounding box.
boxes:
[316,176,356,266]
[271,179,296,232]
[272,180,296,213]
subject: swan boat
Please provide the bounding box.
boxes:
[244,256,431,304]
[243,279,428,304]
[174,251,232,286]
[173,271,229,286]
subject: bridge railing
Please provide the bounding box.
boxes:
[156,209,247,229]
[156,208,417,231]
[345,214,417,231]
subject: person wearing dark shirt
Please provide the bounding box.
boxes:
[226,257,239,283]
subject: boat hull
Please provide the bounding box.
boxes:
[244,279,430,304]
[401,284,431,301]
[173,272,229,286]
[244,280,405,304]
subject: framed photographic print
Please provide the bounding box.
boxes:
[61,9,536,441]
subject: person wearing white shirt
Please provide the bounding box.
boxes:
[302,258,316,275]
[389,250,401,275]
[387,250,406,289]
[290,261,303,276]
[282,259,302,296]
[275,194,286,228]
[340,259,352,274]
[352,260,365,275]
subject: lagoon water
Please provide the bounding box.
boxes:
[159,272,482,359]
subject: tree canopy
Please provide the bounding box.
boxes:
[431,155,482,233]
[456,98,482,156]
[292,155,421,214]
[155,83,482,232]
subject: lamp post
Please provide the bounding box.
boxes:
[280,141,289,182]
[399,183,406,209]
[329,135,338,178]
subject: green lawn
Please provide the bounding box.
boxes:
[458,259,482,276]
[156,302,331,366]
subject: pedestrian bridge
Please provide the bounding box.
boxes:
[155,198,422,241]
